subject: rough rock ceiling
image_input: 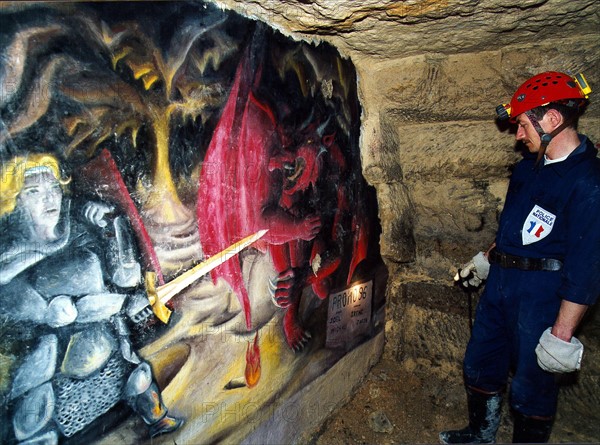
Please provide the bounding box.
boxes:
[212,0,599,59]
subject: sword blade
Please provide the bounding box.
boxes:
[156,229,268,304]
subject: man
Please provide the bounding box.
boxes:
[440,71,600,443]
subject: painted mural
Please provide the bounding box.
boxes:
[0,2,386,444]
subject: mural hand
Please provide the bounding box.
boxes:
[292,331,312,352]
[296,215,322,241]
[269,269,295,308]
[74,293,126,322]
[283,308,312,352]
[125,292,153,324]
[82,201,114,228]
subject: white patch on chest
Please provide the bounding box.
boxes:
[522,205,556,245]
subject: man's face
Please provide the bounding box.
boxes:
[17,171,63,234]
[515,113,542,153]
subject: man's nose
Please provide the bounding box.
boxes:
[42,189,57,203]
[515,126,525,140]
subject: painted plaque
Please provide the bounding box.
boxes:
[326,280,373,349]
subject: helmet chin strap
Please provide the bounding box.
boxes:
[525,110,574,168]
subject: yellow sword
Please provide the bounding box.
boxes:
[145,229,268,323]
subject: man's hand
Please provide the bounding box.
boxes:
[454,252,490,289]
[535,327,583,373]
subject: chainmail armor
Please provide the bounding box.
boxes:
[54,354,130,437]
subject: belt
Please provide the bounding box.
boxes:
[489,249,563,272]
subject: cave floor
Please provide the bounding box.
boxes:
[309,354,600,445]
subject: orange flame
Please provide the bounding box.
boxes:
[244,332,261,388]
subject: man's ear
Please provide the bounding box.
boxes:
[544,108,563,129]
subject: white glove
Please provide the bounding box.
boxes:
[454,252,490,289]
[535,327,583,373]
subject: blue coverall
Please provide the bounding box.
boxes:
[463,135,600,417]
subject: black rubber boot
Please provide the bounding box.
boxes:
[512,411,553,443]
[439,387,502,444]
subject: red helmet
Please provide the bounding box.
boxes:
[496,71,591,122]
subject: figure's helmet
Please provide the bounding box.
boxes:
[496,71,591,122]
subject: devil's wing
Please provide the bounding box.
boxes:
[197,53,276,330]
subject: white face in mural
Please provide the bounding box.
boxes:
[17,170,63,240]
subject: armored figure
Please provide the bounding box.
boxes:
[0,154,182,444]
